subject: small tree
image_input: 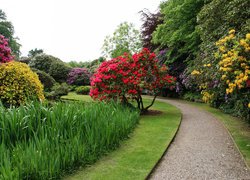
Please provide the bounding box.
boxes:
[102,22,142,58]
[90,48,176,113]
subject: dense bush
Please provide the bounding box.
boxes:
[0,101,140,179]
[191,31,250,120]
[75,86,91,95]
[67,68,91,86]
[0,34,13,63]
[0,61,44,106]
[29,54,60,73]
[45,83,69,100]
[90,48,176,112]
[29,54,71,83]
[48,61,71,83]
[32,68,56,91]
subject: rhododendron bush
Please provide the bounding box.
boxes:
[0,34,13,63]
[90,48,176,112]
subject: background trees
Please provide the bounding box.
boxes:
[102,22,142,58]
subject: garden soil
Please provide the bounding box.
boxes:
[149,98,250,180]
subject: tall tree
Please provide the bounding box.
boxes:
[152,0,205,64]
[102,22,142,58]
[140,9,163,51]
[0,9,21,58]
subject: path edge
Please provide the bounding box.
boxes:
[145,103,183,180]
[201,109,250,170]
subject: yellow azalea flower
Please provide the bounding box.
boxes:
[191,70,201,75]
[246,33,250,40]
[229,29,235,34]
[221,74,227,80]
[248,103,250,108]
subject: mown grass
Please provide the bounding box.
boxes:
[186,101,250,167]
[0,101,139,179]
[61,92,92,102]
[63,97,182,180]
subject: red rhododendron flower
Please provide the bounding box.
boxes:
[90,48,176,113]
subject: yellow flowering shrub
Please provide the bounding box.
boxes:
[0,61,45,106]
[216,30,250,95]
[191,30,249,119]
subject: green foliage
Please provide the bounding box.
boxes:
[29,54,71,83]
[48,61,71,83]
[32,68,56,91]
[0,9,21,58]
[152,0,205,64]
[0,61,45,107]
[29,54,61,73]
[183,91,202,102]
[102,22,142,58]
[0,101,139,179]
[194,0,250,69]
[45,83,70,100]
[28,48,44,57]
[75,86,91,95]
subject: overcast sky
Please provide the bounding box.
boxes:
[0,0,162,62]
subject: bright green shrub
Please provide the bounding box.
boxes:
[75,86,91,95]
[45,83,69,100]
[32,68,56,91]
[0,61,45,106]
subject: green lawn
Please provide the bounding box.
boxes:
[186,101,250,167]
[62,94,181,180]
[61,92,93,102]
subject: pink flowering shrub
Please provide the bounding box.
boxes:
[90,48,176,113]
[0,34,13,63]
[67,68,92,86]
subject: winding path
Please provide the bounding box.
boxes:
[149,98,250,180]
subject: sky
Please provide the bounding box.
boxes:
[0,0,162,62]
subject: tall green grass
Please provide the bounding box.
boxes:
[0,101,140,179]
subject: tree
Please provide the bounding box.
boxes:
[0,9,21,58]
[140,9,163,51]
[90,48,176,113]
[152,0,205,78]
[102,22,142,58]
[28,48,44,57]
[29,53,71,83]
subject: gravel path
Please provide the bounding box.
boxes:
[149,99,250,180]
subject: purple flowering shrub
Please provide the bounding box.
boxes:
[67,68,92,86]
[0,34,13,63]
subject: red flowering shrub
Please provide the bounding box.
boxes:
[90,48,176,113]
[0,34,13,63]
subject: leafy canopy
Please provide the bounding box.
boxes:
[102,22,142,58]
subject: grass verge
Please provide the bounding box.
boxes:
[185,101,250,167]
[61,92,93,102]
[63,97,182,180]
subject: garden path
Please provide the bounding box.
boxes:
[149,98,250,180]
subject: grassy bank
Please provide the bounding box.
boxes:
[0,101,139,179]
[63,97,182,180]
